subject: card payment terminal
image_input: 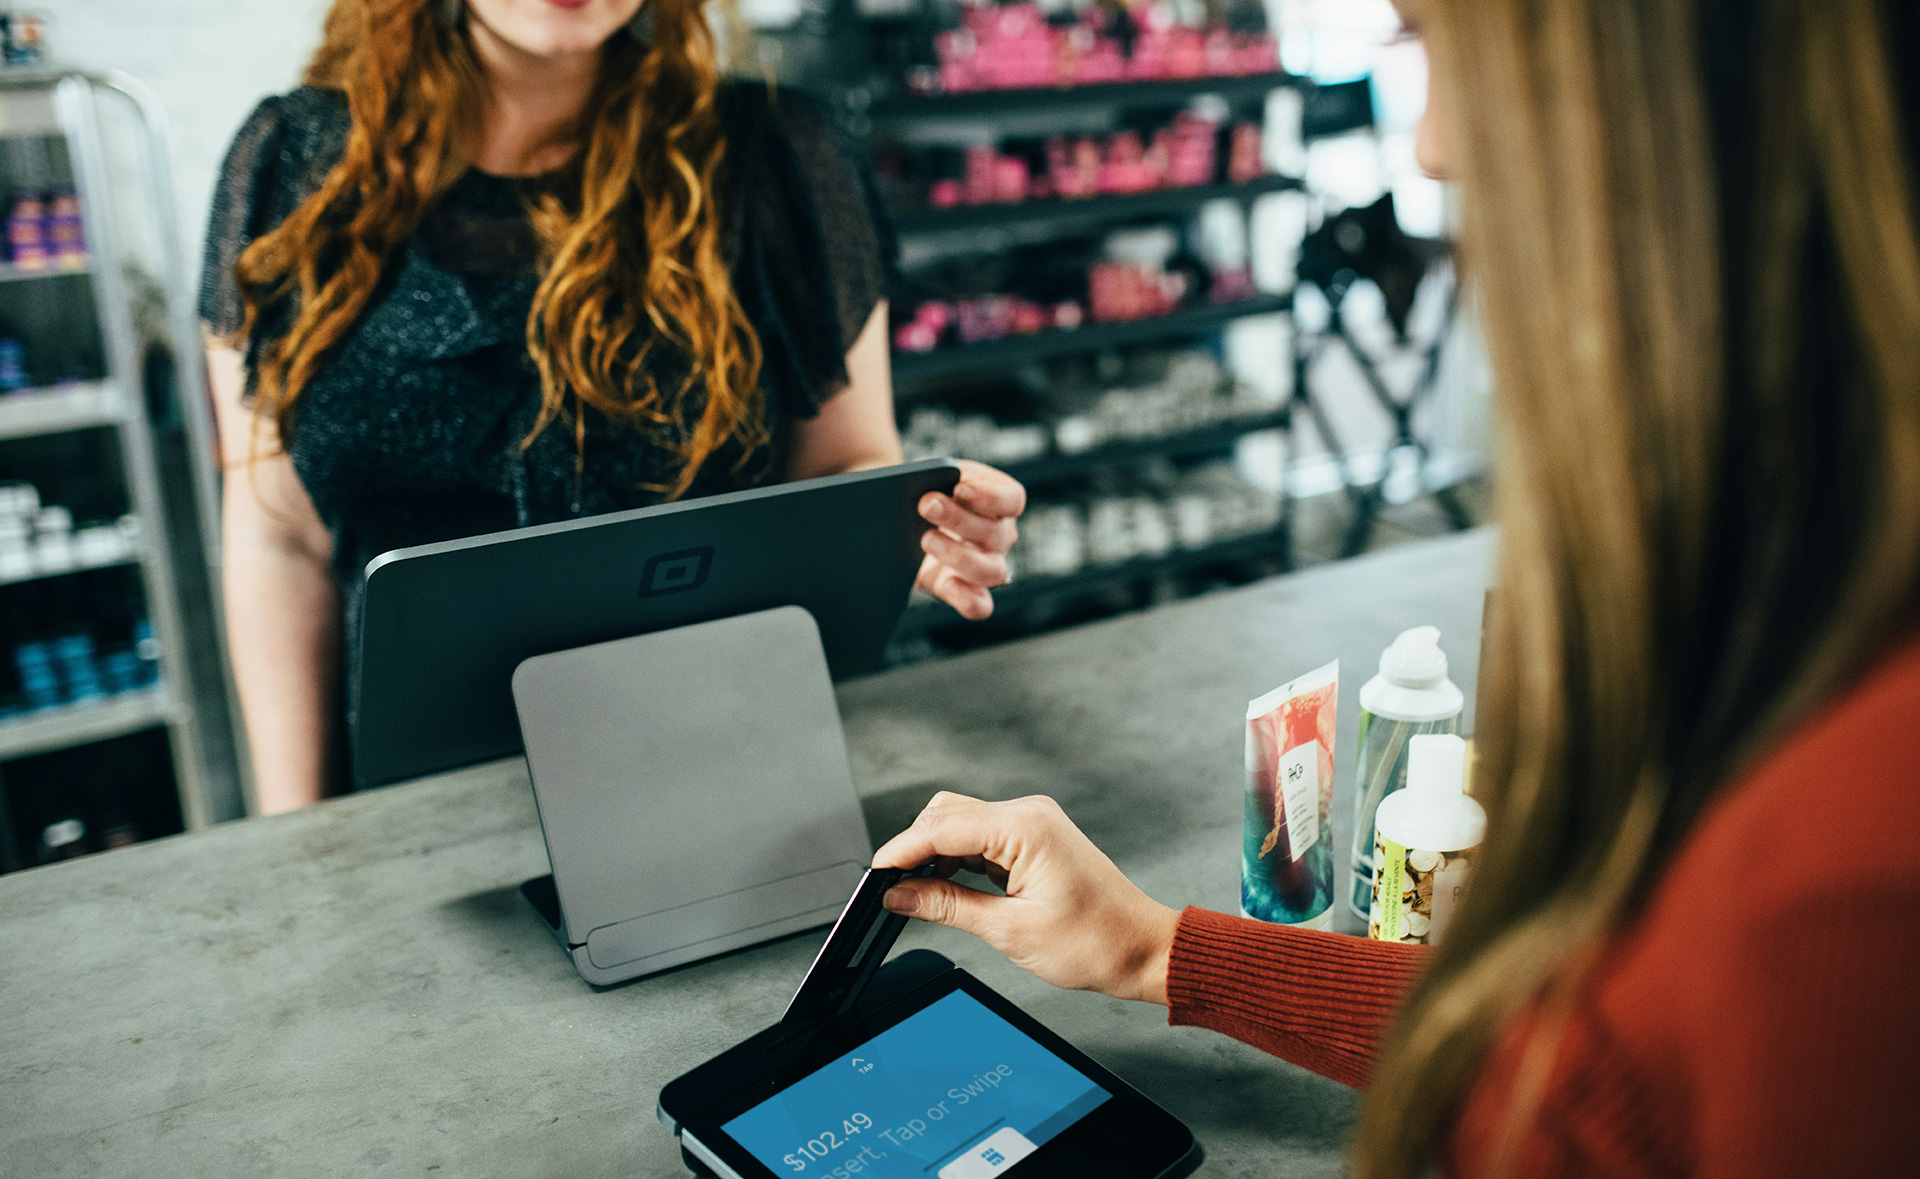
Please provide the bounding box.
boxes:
[658,869,1200,1179]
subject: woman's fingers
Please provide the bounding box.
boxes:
[872,791,1007,870]
[919,491,1019,552]
[914,461,1025,622]
[916,554,995,620]
[921,529,1009,588]
[950,459,1027,520]
[881,877,1002,935]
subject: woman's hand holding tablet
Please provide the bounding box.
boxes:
[914,461,1027,621]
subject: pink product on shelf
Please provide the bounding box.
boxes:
[919,301,955,334]
[926,3,1278,94]
[894,300,957,352]
[954,3,1060,91]
[1131,28,1210,80]
[965,144,998,205]
[1163,112,1220,187]
[1230,33,1281,75]
[1209,266,1256,303]
[994,155,1031,202]
[1099,131,1160,195]
[963,145,1034,205]
[7,193,48,270]
[1227,122,1267,183]
[922,109,1249,212]
[47,191,84,266]
[1047,136,1102,200]
[895,320,941,353]
[894,295,1085,351]
[1059,27,1128,85]
[1010,299,1050,334]
[1089,261,1188,323]
[956,295,1018,343]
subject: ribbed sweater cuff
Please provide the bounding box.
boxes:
[1165,906,1427,1090]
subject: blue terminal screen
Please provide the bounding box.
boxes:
[722,991,1111,1179]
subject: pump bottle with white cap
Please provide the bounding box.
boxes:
[1347,626,1464,921]
[1369,733,1484,945]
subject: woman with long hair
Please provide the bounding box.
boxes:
[200,0,1025,813]
[872,0,1920,1173]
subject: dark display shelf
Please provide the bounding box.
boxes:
[998,408,1288,486]
[890,174,1302,236]
[901,528,1284,630]
[892,293,1292,380]
[869,72,1296,120]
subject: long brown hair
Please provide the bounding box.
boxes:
[1356,1,1920,1175]
[230,0,765,499]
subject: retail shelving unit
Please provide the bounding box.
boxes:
[892,292,1292,379]
[865,70,1292,118]
[992,406,1287,485]
[890,172,1298,234]
[860,65,1304,645]
[898,527,1279,632]
[0,71,239,872]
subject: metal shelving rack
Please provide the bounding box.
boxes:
[892,292,1293,379]
[863,68,1304,640]
[889,172,1300,235]
[0,71,240,871]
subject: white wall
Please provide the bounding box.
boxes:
[35,0,332,272]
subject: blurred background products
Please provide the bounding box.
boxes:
[901,0,1278,96]
[877,110,1267,215]
[5,187,86,271]
[1006,462,1281,580]
[0,67,239,871]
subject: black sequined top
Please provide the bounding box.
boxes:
[199,81,890,787]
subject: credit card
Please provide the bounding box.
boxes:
[781,863,937,1027]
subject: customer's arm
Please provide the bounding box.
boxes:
[873,792,1426,1089]
[787,301,1026,621]
[208,343,340,815]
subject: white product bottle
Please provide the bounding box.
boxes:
[1347,627,1464,920]
[1369,734,1484,946]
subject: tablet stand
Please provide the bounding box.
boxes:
[511,606,874,986]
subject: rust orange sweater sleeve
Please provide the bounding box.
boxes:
[1164,906,1427,1089]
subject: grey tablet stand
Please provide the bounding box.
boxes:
[511,605,872,986]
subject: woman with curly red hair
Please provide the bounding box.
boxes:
[201,0,1025,813]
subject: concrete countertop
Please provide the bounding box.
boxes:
[0,529,1494,1178]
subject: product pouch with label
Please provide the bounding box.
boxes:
[1241,660,1337,927]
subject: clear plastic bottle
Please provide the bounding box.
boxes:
[1347,626,1463,921]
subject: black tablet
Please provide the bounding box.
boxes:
[661,958,1199,1179]
[353,459,960,786]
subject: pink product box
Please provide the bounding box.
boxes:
[928,3,1279,94]
[964,146,1033,205]
[1227,123,1266,184]
[7,196,47,270]
[894,294,1084,351]
[1209,266,1256,303]
[1088,262,1189,324]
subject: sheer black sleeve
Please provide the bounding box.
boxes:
[197,88,350,341]
[720,81,897,418]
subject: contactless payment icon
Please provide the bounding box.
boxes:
[639,547,713,597]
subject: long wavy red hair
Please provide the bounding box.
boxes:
[232,0,765,499]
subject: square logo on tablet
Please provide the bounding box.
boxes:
[640,548,712,597]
